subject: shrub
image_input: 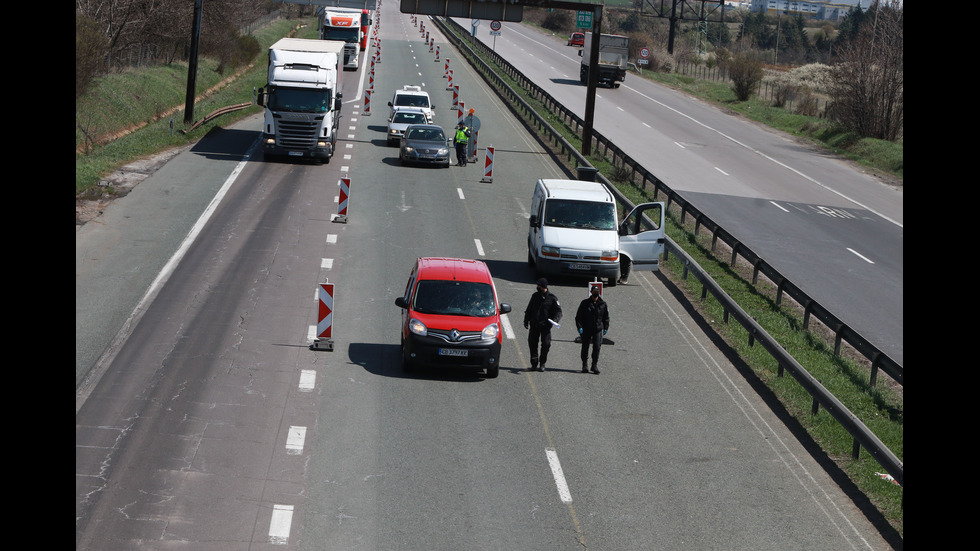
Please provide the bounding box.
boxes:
[729,53,764,101]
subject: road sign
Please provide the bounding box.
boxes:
[640,47,650,59]
[490,20,501,31]
[576,11,592,29]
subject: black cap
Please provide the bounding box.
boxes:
[536,278,548,288]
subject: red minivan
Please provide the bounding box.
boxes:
[395,257,511,378]
[568,32,585,46]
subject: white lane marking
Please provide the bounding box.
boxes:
[286,426,307,455]
[546,448,573,503]
[847,248,875,264]
[326,234,337,244]
[457,187,465,199]
[769,201,790,213]
[299,369,316,391]
[501,314,515,340]
[269,504,293,544]
[714,167,729,176]
[474,239,485,256]
[321,258,334,269]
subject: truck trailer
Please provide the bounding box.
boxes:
[579,32,629,88]
[318,7,368,69]
[257,38,344,163]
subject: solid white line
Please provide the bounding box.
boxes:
[546,448,573,503]
[714,167,729,176]
[847,248,875,264]
[76,139,260,412]
[769,201,790,213]
[268,504,293,544]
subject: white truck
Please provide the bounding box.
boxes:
[579,32,629,88]
[318,7,365,70]
[257,38,344,163]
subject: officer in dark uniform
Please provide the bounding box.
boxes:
[523,278,562,371]
[575,283,610,374]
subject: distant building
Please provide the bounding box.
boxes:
[747,0,868,21]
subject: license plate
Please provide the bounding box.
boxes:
[288,151,303,156]
[568,263,590,271]
[439,348,468,357]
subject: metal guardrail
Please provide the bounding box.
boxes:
[434,17,903,487]
[181,102,254,133]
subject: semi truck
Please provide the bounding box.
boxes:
[579,32,629,88]
[257,38,344,163]
[318,7,370,69]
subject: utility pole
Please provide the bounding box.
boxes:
[184,0,204,124]
[581,5,602,157]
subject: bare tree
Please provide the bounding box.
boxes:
[829,0,903,141]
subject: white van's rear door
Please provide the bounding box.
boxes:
[618,202,666,271]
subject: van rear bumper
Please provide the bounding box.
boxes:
[534,256,619,280]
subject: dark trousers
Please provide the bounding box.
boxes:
[528,327,552,367]
[455,142,467,163]
[580,331,602,366]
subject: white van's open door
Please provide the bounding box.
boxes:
[618,202,666,271]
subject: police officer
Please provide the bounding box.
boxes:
[453,122,471,166]
[523,278,562,372]
[575,283,609,374]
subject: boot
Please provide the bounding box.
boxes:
[581,360,589,373]
[538,363,546,372]
[591,362,600,374]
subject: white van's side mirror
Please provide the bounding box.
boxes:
[529,215,539,227]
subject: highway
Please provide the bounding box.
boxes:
[462,18,904,367]
[75,5,898,550]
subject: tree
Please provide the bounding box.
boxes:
[829,0,903,141]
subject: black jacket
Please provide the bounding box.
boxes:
[575,296,609,335]
[524,291,562,330]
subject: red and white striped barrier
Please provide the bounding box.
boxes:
[457,101,464,125]
[335,176,350,223]
[444,58,449,78]
[447,69,453,90]
[481,145,494,183]
[435,46,440,62]
[312,282,334,350]
[452,85,458,109]
[364,87,372,115]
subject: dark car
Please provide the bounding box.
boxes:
[399,124,451,168]
[568,32,585,46]
[395,257,512,378]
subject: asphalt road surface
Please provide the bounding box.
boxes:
[76,6,899,550]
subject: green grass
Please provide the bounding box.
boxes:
[445,23,902,539]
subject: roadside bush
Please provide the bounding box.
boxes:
[729,53,764,101]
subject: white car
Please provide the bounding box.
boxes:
[387,108,428,146]
[388,85,434,124]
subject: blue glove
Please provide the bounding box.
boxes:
[603,330,607,335]
[578,328,583,334]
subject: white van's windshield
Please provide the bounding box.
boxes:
[543,200,616,230]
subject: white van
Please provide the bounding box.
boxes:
[527,179,666,286]
[388,85,434,123]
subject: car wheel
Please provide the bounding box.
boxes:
[485,364,499,378]
[607,276,617,287]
